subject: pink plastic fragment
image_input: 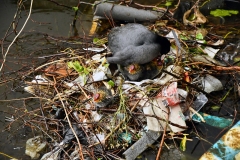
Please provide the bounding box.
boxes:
[157,82,180,107]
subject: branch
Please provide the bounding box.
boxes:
[0,0,34,72]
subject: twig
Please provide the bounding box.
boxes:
[0,0,34,72]
[189,107,205,123]
[156,106,170,160]
[1,0,24,55]
[23,55,83,78]
[39,99,49,131]
[132,2,167,11]
[47,0,72,9]
[171,0,180,12]
[72,0,81,26]
[53,77,84,160]
[0,152,17,159]
[133,112,188,129]
[89,95,141,148]
[213,66,240,71]
[162,69,220,104]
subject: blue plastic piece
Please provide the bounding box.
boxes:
[192,112,232,128]
[200,121,240,160]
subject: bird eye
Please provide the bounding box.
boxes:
[93,93,100,101]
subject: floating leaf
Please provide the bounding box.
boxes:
[81,74,87,85]
[108,80,115,87]
[67,61,84,73]
[210,9,238,17]
[196,33,204,40]
[188,13,196,21]
[211,106,221,111]
[104,63,109,68]
[83,67,90,75]
[165,1,172,7]
[180,134,188,151]
[183,8,207,25]
[189,47,205,54]
[233,55,240,63]
[67,61,90,78]
[72,6,78,12]
[179,34,188,40]
[93,38,99,44]
[93,37,108,46]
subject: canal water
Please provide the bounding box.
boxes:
[0,0,95,159]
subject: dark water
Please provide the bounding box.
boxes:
[0,0,240,160]
[0,1,95,159]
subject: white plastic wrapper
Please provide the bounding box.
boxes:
[201,74,223,93]
[91,111,103,122]
[83,47,106,52]
[92,64,112,82]
[142,96,186,133]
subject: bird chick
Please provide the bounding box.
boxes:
[118,64,143,81]
[118,58,163,81]
[93,87,114,108]
[142,58,163,79]
[107,23,170,66]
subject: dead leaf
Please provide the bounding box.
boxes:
[183,8,208,25]
[44,63,74,79]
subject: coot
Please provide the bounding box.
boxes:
[107,23,170,66]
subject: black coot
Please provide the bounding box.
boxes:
[107,23,170,66]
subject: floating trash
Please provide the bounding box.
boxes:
[200,121,240,160]
[25,136,47,159]
[192,112,232,128]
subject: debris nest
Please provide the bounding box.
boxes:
[20,2,240,160]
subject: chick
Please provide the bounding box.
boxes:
[93,87,114,108]
[142,58,163,79]
[107,23,170,66]
[118,58,163,81]
[118,64,143,81]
